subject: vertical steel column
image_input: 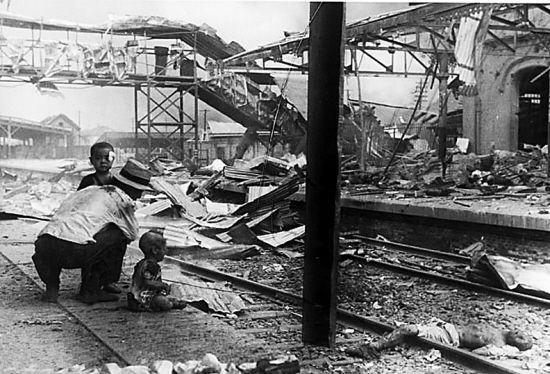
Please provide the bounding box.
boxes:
[134,85,139,159]
[438,52,449,177]
[352,50,366,168]
[6,122,11,158]
[193,32,199,163]
[146,84,152,160]
[179,88,185,161]
[302,2,344,347]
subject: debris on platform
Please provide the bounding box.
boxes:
[257,225,305,248]
[0,154,302,259]
[471,253,550,299]
[342,143,550,204]
[57,353,297,374]
[162,263,247,315]
[462,241,550,299]
[97,353,242,374]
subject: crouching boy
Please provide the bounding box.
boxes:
[127,230,186,312]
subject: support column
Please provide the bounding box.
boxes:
[302,1,344,347]
[146,84,152,161]
[7,123,11,158]
[193,32,200,164]
[548,73,550,177]
[179,88,185,161]
[134,85,140,159]
[437,52,449,177]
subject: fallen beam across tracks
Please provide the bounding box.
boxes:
[163,255,523,374]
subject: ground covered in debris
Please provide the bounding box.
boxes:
[205,247,550,374]
[2,152,550,373]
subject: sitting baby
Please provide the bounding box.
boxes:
[127,230,186,312]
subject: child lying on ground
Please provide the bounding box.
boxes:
[346,319,533,359]
[127,230,186,312]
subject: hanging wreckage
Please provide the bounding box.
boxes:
[0,12,307,162]
[3,4,550,166]
[224,3,550,177]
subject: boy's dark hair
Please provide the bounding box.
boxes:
[139,230,166,255]
[90,142,114,156]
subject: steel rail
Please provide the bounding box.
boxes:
[0,251,131,367]
[163,255,522,374]
[350,234,471,264]
[342,253,550,308]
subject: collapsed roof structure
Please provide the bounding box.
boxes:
[224,3,550,175]
[3,4,550,172]
[0,12,307,161]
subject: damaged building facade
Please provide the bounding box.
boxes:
[464,7,550,153]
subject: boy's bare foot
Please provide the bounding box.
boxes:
[41,285,59,303]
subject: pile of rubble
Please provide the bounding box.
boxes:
[342,144,550,199]
[55,353,299,374]
[0,154,308,256]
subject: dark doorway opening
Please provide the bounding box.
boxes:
[518,66,549,149]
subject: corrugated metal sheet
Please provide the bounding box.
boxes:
[164,225,227,250]
[182,212,244,230]
[216,209,278,243]
[150,178,206,218]
[135,199,172,216]
[137,215,192,231]
[257,225,305,248]
[208,121,246,136]
[162,264,246,315]
[247,186,277,203]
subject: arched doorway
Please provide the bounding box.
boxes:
[517,66,549,149]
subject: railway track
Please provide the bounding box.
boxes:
[0,218,543,374]
[340,233,550,308]
[163,255,524,374]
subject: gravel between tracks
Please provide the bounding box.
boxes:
[201,246,550,374]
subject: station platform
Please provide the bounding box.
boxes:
[289,190,550,255]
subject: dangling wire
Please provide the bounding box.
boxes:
[265,4,324,157]
[382,59,434,177]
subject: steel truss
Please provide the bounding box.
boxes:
[134,82,198,161]
[134,41,200,162]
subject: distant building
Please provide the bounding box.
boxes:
[199,120,279,163]
[79,126,115,146]
[0,113,80,158]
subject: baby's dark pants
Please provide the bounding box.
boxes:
[32,225,127,294]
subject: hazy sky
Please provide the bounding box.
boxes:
[0,1,410,132]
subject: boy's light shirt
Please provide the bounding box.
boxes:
[39,185,139,244]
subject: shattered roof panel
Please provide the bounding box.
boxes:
[0,12,243,60]
[225,3,542,65]
[208,121,246,136]
[163,263,247,315]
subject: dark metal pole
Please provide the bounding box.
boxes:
[179,88,185,161]
[147,84,152,161]
[302,1,344,347]
[134,85,139,159]
[193,32,200,164]
[438,52,449,177]
[547,74,550,177]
